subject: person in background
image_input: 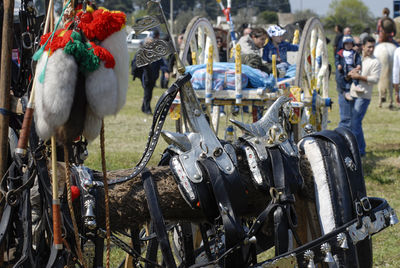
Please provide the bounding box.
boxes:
[262,25,299,75]
[217,36,227,62]
[335,35,362,129]
[242,27,252,36]
[333,24,343,57]
[353,36,362,54]
[138,35,169,115]
[348,36,381,157]
[336,26,351,51]
[359,27,370,44]
[377,7,390,36]
[237,27,271,73]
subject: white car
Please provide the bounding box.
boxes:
[126,30,152,50]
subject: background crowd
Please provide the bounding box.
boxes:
[131,6,400,159]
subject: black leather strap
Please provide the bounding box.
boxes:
[142,168,177,268]
[274,206,288,256]
[197,158,246,268]
[108,74,191,186]
[261,197,389,267]
[309,128,366,205]
[12,170,35,267]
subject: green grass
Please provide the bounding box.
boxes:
[86,62,400,267]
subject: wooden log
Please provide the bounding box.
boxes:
[91,165,271,232]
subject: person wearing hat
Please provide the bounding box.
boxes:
[335,34,362,129]
[262,25,299,74]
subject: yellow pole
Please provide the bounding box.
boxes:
[272,54,277,79]
[191,51,197,65]
[235,44,242,104]
[293,29,300,45]
[205,45,213,104]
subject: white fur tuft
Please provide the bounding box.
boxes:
[34,53,54,140]
[86,63,118,117]
[100,30,129,113]
[299,137,336,234]
[83,106,102,142]
[41,50,77,132]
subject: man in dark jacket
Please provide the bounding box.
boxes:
[132,36,169,114]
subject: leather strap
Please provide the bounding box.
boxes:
[309,128,366,206]
[198,158,246,268]
[190,197,390,268]
[142,168,177,268]
[13,170,35,267]
[108,74,191,186]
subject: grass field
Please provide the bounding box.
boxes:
[84,66,400,266]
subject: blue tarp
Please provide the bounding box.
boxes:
[185,62,276,90]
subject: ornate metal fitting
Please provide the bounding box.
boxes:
[84,199,96,230]
[320,243,334,263]
[303,250,315,268]
[369,210,386,234]
[172,81,236,183]
[224,143,238,166]
[304,124,314,134]
[230,96,290,149]
[347,216,370,244]
[344,156,356,171]
[133,16,161,34]
[244,146,264,186]
[337,233,349,250]
[73,165,98,230]
[135,39,175,67]
[389,208,399,226]
[170,157,196,201]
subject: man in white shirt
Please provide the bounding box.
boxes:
[348,36,381,157]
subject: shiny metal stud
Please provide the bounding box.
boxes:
[390,209,399,226]
[304,124,314,134]
[321,243,334,263]
[249,236,257,244]
[337,233,349,250]
[304,249,315,268]
[344,157,356,171]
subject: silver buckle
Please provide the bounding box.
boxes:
[360,197,371,212]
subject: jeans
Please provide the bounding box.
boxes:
[338,92,353,130]
[350,98,370,156]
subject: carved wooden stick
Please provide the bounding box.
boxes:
[15,0,54,157]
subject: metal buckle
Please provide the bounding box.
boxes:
[360,197,371,212]
[355,201,363,217]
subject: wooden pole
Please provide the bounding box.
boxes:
[0,1,14,265]
[0,0,14,179]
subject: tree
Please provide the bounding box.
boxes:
[100,0,134,14]
[324,0,375,34]
[258,10,278,25]
[293,9,318,21]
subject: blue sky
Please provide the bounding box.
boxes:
[289,0,395,18]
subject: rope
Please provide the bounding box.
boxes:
[63,145,85,267]
[100,120,110,268]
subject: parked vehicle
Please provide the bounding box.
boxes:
[126,30,152,50]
